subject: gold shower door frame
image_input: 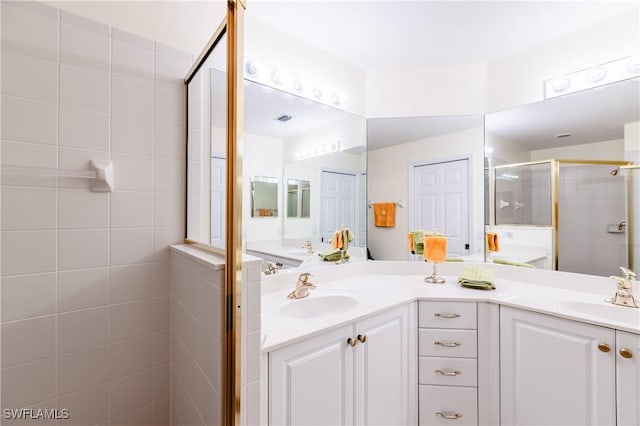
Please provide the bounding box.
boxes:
[493,159,632,271]
[183,1,246,425]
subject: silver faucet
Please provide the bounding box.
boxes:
[287,272,316,299]
[607,266,639,308]
[264,262,283,275]
[302,240,314,254]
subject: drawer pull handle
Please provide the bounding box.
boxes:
[357,334,367,343]
[435,369,461,376]
[347,338,357,347]
[434,313,461,319]
[434,341,461,347]
[436,412,463,420]
[620,348,633,359]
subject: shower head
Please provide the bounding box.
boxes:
[610,168,619,176]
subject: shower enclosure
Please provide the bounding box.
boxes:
[490,159,631,276]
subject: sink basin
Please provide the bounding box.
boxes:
[562,301,640,324]
[281,294,358,319]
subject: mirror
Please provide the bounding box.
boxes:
[242,77,366,261]
[251,176,279,217]
[485,78,640,276]
[367,115,485,261]
[287,179,310,218]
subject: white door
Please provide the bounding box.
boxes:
[269,324,355,425]
[500,307,615,426]
[210,156,226,248]
[412,160,469,257]
[354,305,412,426]
[320,171,357,244]
[617,330,640,426]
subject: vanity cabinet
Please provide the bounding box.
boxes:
[616,330,640,426]
[418,301,479,426]
[500,306,616,425]
[268,304,416,425]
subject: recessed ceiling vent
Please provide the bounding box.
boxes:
[555,132,572,138]
[276,114,293,122]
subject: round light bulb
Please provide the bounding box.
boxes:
[587,66,607,83]
[245,60,261,76]
[626,56,640,75]
[294,80,305,93]
[551,77,570,92]
[313,87,323,99]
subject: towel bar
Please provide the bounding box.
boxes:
[367,199,403,208]
[2,160,114,192]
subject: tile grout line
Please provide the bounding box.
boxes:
[54,5,61,409]
[106,23,113,424]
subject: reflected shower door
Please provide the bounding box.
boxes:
[558,163,627,276]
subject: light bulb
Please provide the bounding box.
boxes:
[587,66,607,83]
[313,87,323,99]
[271,68,284,85]
[626,56,640,75]
[551,77,570,92]
[294,80,305,93]
[245,60,261,76]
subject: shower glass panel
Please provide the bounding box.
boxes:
[494,162,552,226]
[558,163,627,276]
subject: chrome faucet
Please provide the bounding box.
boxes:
[607,266,639,308]
[302,240,314,254]
[264,262,283,275]
[287,272,316,299]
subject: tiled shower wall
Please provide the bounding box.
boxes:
[1,2,191,424]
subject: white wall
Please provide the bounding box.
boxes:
[368,126,485,261]
[1,2,188,424]
[485,8,640,113]
[530,139,625,162]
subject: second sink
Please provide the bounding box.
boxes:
[281,293,358,319]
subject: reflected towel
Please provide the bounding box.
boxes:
[342,228,355,251]
[486,232,499,252]
[318,249,349,262]
[446,257,464,262]
[332,230,343,250]
[424,235,447,263]
[457,266,496,290]
[492,258,534,268]
[373,203,396,227]
[412,230,425,255]
[407,233,415,253]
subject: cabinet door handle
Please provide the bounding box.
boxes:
[434,313,461,319]
[436,412,463,420]
[619,348,633,359]
[357,334,367,343]
[434,341,461,347]
[598,343,611,353]
[435,369,461,376]
[347,338,357,347]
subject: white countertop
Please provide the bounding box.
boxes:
[261,261,640,353]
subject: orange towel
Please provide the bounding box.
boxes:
[407,233,414,252]
[487,233,499,252]
[332,230,343,249]
[424,235,447,263]
[373,203,396,227]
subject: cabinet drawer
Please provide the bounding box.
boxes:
[419,329,477,358]
[419,357,477,387]
[419,301,477,329]
[419,385,478,426]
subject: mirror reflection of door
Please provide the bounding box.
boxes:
[320,170,357,243]
[411,159,470,257]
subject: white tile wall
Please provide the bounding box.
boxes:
[1,2,191,425]
[170,248,263,426]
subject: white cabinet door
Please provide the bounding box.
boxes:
[616,330,640,426]
[269,324,354,426]
[500,307,615,426]
[355,305,412,425]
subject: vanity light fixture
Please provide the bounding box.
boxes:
[295,141,340,161]
[544,55,640,99]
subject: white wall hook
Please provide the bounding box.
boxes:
[90,160,113,192]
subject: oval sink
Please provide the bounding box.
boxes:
[562,301,640,324]
[281,294,358,319]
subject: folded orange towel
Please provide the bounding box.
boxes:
[424,235,447,263]
[407,232,414,252]
[373,203,396,227]
[487,232,499,252]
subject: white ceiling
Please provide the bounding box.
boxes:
[486,78,640,150]
[248,1,638,70]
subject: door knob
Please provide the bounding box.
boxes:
[619,348,633,359]
[357,334,367,343]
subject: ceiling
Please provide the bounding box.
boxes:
[485,78,640,150]
[248,1,638,70]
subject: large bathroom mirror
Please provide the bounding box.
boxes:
[367,115,485,261]
[485,78,640,276]
[242,77,366,262]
